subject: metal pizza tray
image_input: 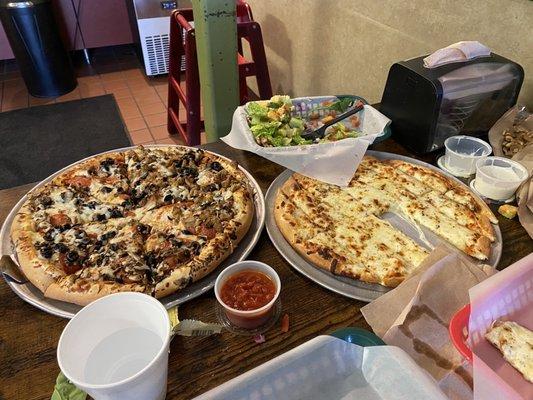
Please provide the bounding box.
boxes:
[0,145,265,319]
[265,150,502,302]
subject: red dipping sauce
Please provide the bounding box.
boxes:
[220,270,276,311]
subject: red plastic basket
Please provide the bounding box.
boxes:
[449,303,473,363]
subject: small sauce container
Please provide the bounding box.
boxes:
[444,136,492,176]
[215,261,281,329]
[474,156,529,200]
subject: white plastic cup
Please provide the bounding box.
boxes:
[215,260,281,329]
[444,135,492,176]
[57,292,171,400]
[474,156,529,200]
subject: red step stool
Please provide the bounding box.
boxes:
[167,3,272,146]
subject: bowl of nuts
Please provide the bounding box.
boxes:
[489,105,533,158]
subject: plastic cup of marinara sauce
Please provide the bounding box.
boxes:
[215,261,281,329]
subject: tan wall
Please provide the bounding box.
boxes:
[248,0,533,108]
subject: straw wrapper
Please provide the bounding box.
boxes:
[361,246,495,400]
[221,102,390,186]
[468,253,533,400]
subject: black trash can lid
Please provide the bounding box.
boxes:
[2,0,50,9]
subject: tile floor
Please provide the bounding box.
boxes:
[0,45,200,146]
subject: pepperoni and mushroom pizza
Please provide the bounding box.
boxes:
[11,146,254,305]
[274,155,497,288]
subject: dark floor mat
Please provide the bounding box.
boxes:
[0,94,131,189]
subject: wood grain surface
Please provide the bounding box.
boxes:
[0,139,531,400]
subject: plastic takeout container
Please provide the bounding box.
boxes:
[444,135,492,176]
[194,328,447,400]
[215,260,281,329]
[474,156,529,200]
[57,292,171,400]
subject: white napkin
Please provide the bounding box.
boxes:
[423,41,491,68]
[221,102,390,186]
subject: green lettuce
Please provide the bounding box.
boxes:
[51,373,87,400]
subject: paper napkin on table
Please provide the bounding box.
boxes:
[423,41,491,68]
[361,246,495,400]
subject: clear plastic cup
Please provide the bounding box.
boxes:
[444,136,492,176]
[57,292,171,400]
[474,156,529,200]
[215,261,281,329]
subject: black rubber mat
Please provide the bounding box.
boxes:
[0,94,131,189]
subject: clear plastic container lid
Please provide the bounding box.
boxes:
[474,156,529,200]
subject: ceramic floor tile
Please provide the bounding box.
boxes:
[29,96,56,106]
[134,93,162,107]
[129,128,153,144]
[79,83,106,98]
[144,112,167,127]
[99,71,125,82]
[115,96,137,108]
[56,89,82,103]
[125,117,148,132]
[150,125,170,140]
[107,87,132,100]
[118,102,142,119]
[139,101,166,117]
[102,79,129,92]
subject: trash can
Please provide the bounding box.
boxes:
[0,0,77,97]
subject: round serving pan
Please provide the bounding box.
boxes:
[265,150,502,302]
[0,145,266,318]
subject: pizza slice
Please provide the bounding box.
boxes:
[485,320,533,383]
[279,178,428,286]
[44,220,152,305]
[387,159,497,224]
[51,154,131,206]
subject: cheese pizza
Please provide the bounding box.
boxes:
[274,155,497,288]
[11,146,254,305]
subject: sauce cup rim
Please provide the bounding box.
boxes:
[214,260,281,316]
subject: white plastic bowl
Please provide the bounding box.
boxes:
[474,156,529,200]
[57,292,171,400]
[444,135,492,176]
[215,260,281,329]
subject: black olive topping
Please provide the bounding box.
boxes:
[110,244,119,252]
[58,224,72,232]
[210,161,223,171]
[145,253,157,268]
[40,196,53,207]
[121,199,132,208]
[163,194,173,203]
[116,187,124,193]
[85,201,97,210]
[54,243,69,253]
[80,237,91,246]
[205,183,219,192]
[182,229,192,235]
[66,251,79,262]
[94,240,103,250]
[96,214,106,221]
[110,208,123,218]
[39,244,53,259]
[137,224,150,236]
[44,230,55,242]
[101,231,116,241]
[180,167,198,177]
[101,186,112,194]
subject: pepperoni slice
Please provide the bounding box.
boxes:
[50,213,72,227]
[199,225,217,239]
[59,253,82,274]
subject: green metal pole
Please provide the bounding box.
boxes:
[192,0,239,142]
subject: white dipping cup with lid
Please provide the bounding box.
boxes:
[215,260,281,329]
[444,135,492,176]
[57,292,171,400]
[474,156,529,201]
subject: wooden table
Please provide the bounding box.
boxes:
[1,139,531,400]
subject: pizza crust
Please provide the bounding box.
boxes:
[10,146,256,306]
[45,280,148,306]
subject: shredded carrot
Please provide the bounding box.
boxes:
[281,313,290,333]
